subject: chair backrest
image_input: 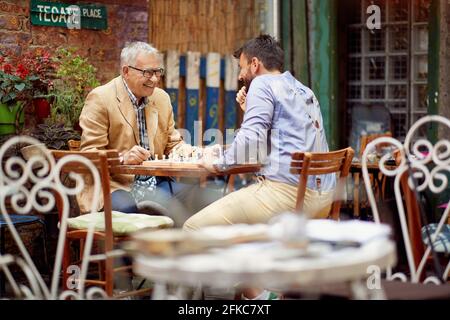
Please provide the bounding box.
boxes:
[359,132,392,158]
[361,115,450,284]
[51,149,121,253]
[290,147,354,220]
[67,139,81,151]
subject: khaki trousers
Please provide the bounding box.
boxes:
[183,177,333,231]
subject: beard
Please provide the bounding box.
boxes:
[242,74,255,91]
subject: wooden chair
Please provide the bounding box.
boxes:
[394,149,449,283]
[353,132,393,217]
[290,147,354,220]
[359,132,393,159]
[392,149,426,271]
[67,139,80,151]
[51,149,173,298]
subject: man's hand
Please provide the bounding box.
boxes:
[236,86,247,112]
[202,144,222,160]
[200,144,223,173]
[170,143,194,158]
[121,145,150,165]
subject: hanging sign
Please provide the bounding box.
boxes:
[30,0,107,30]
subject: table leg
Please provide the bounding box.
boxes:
[223,175,231,196]
[353,173,360,218]
[192,284,203,299]
[152,282,168,300]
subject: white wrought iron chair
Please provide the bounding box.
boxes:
[361,115,450,284]
[0,136,110,299]
[1,136,174,299]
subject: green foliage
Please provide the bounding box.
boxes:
[48,48,100,127]
[31,122,80,150]
[0,48,56,110]
[0,70,33,110]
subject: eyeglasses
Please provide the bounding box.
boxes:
[128,66,165,78]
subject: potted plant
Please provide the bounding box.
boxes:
[0,49,34,135]
[21,49,57,123]
[48,48,100,129]
[30,122,80,150]
[0,49,57,134]
[20,122,81,163]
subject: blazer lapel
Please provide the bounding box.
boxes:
[115,77,139,145]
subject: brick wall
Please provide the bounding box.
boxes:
[0,0,148,130]
[0,0,148,84]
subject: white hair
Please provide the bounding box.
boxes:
[120,41,161,73]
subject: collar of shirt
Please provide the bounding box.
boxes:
[122,78,148,111]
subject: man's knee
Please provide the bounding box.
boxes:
[111,190,138,213]
[183,215,202,231]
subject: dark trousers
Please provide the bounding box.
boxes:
[111,178,224,227]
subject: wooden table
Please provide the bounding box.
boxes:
[111,162,262,195]
[112,162,261,178]
[349,161,397,218]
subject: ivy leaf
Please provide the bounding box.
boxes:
[1,80,9,89]
[14,83,26,91]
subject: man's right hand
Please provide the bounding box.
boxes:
[236,86,247,112]
[121,145,151,165]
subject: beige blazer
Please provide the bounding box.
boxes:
[77,76,183,212]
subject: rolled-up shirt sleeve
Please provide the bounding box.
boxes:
[221,78,274,167]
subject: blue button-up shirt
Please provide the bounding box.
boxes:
[223,71,336,191]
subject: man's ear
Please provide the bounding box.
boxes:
[251,57,260,73]
[122,65,129,78]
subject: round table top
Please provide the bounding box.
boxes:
[132,227,396,289]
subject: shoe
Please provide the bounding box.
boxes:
[242,290,280,300]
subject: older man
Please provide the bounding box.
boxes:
[78,42,193,222]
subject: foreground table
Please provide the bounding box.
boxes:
[131,223,397,300]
